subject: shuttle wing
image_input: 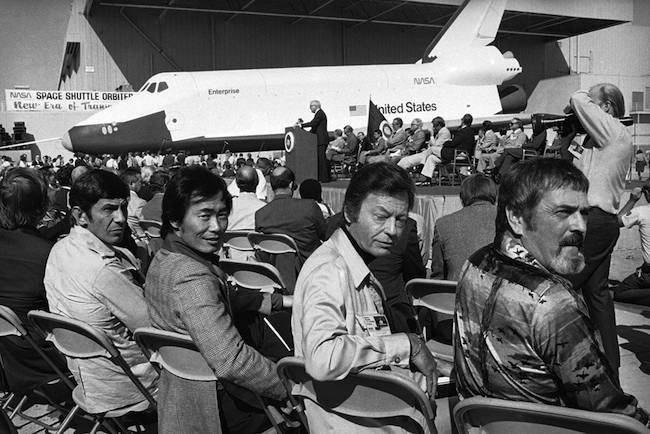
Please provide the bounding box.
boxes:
[421,0,507,63]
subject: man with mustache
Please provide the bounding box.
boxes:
[44,170,158,415]
[453,158,649,425]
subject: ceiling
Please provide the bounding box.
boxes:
[88,0,628,41]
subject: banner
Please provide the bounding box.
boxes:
[5,89,134,112]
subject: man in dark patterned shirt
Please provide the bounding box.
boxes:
[454,158,649,425]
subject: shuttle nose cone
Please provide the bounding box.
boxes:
[61,131,73,151]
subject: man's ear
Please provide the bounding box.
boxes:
[170,220,181,231]
[71,206,87,227]
[506,208,525,237]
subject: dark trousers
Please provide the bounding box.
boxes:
[317,143,330,183]
[569,208,620,380]
[494,148,523,176]
[614,264,650,306]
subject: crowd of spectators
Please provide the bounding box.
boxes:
[1,83,649,433]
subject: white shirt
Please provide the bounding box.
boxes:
[622,204,650,264]
[570,90,633,214]
[227,169,268,201]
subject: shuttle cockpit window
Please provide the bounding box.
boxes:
[139,82,150,92]
[146,82,157,93]
[157,82,168,92]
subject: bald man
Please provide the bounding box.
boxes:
[255,167,327,289]
[229,165,266,232]
[298,100,330,183]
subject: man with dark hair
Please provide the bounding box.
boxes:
[44,169,158,415]
[453,158,649,426]
[255,166,326,268]
[0,168,70,395]
[141,170,171,222]
[292,162,437,430]
[147,166,289,433]
[229,165,266,232]
[431,173,497,280]
[440,113,475,164]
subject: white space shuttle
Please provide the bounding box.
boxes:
[63,0,525,155]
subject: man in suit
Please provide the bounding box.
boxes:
[298,100,330,183]
[440,113,475,163]
[255,166,327,270]
[431,174,497,280]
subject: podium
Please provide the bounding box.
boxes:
[284,126,319,185]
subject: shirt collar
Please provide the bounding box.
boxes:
[499,231,549,273]
[161,233,226,280]
[68,226,139,268]
[273,193,293,200]
[329,228,372,289]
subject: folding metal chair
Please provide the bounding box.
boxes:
[134,327,289,434]
[0,407,17,434]
[276,356,437,434]
[219,259,286,293]
[218,259,293,352]
[0,305,79,433]
[28,310,157,434]
[454,396,650,434]
[247,233,299,294]
[223,230,257,261]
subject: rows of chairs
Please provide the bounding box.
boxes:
[1,275,648,432]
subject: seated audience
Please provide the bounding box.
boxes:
[255,166,326,267]
[440,113,475,164]
[299,178,333,219]
[44,170,158,414]
[454,158,649,426]
[145,166,288,433]
[120,167,147,240]
[227,161,268,201]
[476,120,500,173]
[141,170,171,222]
[326,129,346,158]
[431,174,497,280]
[138,165,156,201]
[359,129,387,165]
[292,162,437,431]
[421,117,452,180]
[395,118,427,168]
[0,168,69,395]
[381,118,408,162]
[229,165,266,231]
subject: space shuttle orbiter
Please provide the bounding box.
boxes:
[63,0,526,155]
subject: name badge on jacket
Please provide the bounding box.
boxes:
[356,314,391,337]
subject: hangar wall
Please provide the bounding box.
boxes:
[87,7,436,90]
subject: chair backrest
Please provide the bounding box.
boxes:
[219,259,286,291]
[139,219,162,238]
[247,232,298,255]
[28,310,157,408]
[0,306,76,390]
[453,396,650,434]
[277,356,436,433]
[0,305,26,337]
[134,327,216,382]
[223,230,256,253]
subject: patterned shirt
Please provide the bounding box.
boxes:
[454,233,649,425]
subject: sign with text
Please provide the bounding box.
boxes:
[5,89,134,112]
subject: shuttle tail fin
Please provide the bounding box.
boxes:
[421,0,507,63]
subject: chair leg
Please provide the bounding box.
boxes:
[56,404,80,434]
[255,394,284,434]
[7,395,27,419]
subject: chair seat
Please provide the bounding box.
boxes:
[72,387,152,417]
[418,293,455,315]
[425,340,454,363]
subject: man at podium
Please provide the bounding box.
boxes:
[297,100,330,183]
